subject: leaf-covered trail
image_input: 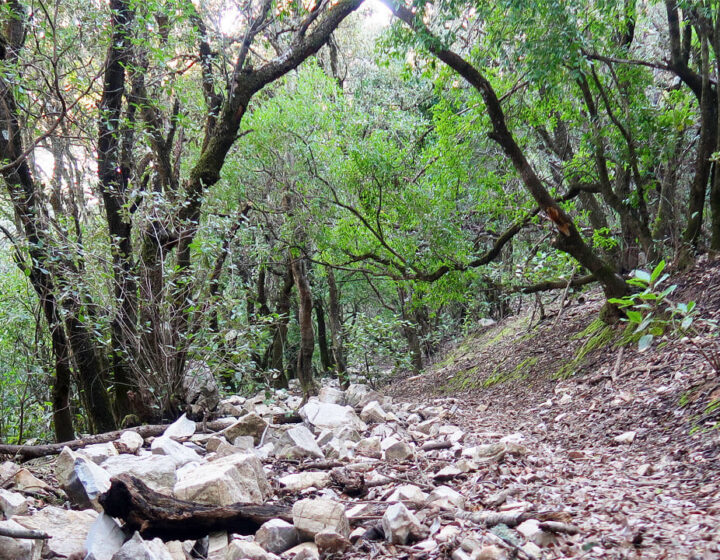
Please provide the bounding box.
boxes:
[388,266,720,558]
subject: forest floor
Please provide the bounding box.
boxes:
[387,257,720,558]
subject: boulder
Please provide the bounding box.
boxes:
[276,426,324,460]
[292,498,350,540]
[0,519,38,559]
[255,518,299,554]
[345,384,381,409]
[314,530,350,553]
[15,506,97,558]
[360,401,388,423]
[182,361,220,415]
[0,488,29,517]
[318,387,345,405]
[174,453,269,506]
[222,413,269,445]
[55,448,111,510]
[281,542,319,560]
[85,513,126,560]
[383,440,413,461]
[78,442,119,464]
[381,502,425,545]
[299,401,366,432]
[102,454,177,493]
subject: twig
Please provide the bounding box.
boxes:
[0,526,50,539]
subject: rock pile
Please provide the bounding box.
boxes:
[0,380,568,560]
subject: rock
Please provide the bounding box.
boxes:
[521,542,542,558]
[0,488,29,517]
[278,472,330,492]
[299,401,367,431]
[386,484,428,504]
[281,542,319,560]
[15,505,97,558]
[112,531,175,560]
[103,454,177,493]
[0,461,20,482]
[226,539,275,560]
[12,468,51,492]
[85,513,126,560]
[478,318,496,327]
[205,436,226,453]
[292,498,350,540]
[276,426,324,460]
[174,453,269,506]
[151,436,202,467]
[436,524,462,542]
[56,448,111,510]
[637,463,653,476]
[255,519,299,554]
[360,401,388,423]
[78,442,119,464]
[384,440,413,461]
[614,431,636,444]
[115,430,145,454]
[345,384,381,409]
[222,413,269,445]
[233,435,255,450]
[182,361,220,415]
[462,443,506,463]
[381,502,425,544]
[163,414,197,440]
[318,387,345,405]
[0,519,39,559]
[516,519,555,547]
[475,545,508,560]
[314,529,351,553]
[427,485,465,510]
[355,436,381,458]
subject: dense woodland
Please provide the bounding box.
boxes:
[0,0,719,443]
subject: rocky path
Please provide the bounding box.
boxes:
[0,376,718,560]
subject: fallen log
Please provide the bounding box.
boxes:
[100,475,292,541]
[0,420,232,461]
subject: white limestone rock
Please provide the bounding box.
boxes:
[281,542,319,560]
[55,447,111,511]
[292,498,350,540]
[276,426,324,460]
[222,413,269,445]
[102,454,177,493]
[383,440,413,461]
[85,513,126,560]
[386,484,428,504]
[15,505,97,558]
[314,530,350,553]
[345,384,382,409]
[427,485,465,510]
[115,430,145,454]
[112,531,175,560]
[151,436,202,467]
[163,413,197,440]
[360,401,389,423]
[226,540,276,560]
[318,387,346,405]
[0,488,29,517]
[174,453,269,506]
[299,401,367,432]
[255,519,299,554]
[78,442,119,464]
[0,519,39,559]
[381,502,425,545]
[278,472,330,492]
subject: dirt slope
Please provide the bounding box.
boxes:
[388,258,720,558]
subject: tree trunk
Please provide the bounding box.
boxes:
[315,299,333,372]
[326,268,347,383]
[291,255,316,399]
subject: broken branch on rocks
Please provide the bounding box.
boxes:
[99,475,292,541]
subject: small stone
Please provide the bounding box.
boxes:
[151,436,202,467]
[427,485,465,510]
[205,436,226,453]
[521,541,541,558]
[475,545,508,560]
[614,431,636,445]
[381,502,425,544]
[281,542,319,560]
[278,472,330,492]
[115,431,144,454]
[637,463,653,476]
[384,440,413,461]
[222,413,268,445]
[163,413,197,440]
[314,529,351,553]
[226,540,274,560]
[292,498,350,540]
[255,519,299,554]
[85,513,126,560]
[112,531,175,560]
[355,436,381,458]
[233,435,255,450]
[386,484,428,504]
[276,426,324,460]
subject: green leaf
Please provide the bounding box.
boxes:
[634,269,651,283]
[650,260,666,284]
[638,334,654,352]
[681,316,693,330]
[625,310,643,323]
